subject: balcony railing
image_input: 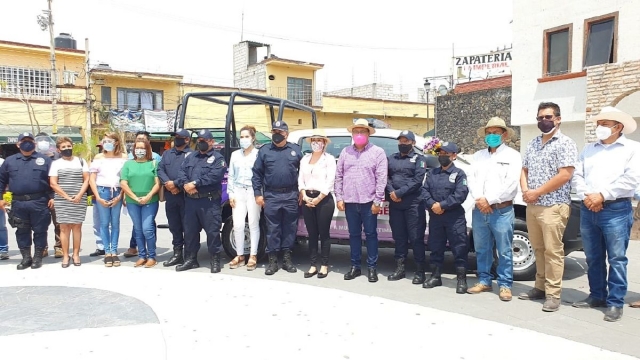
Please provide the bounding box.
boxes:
[267,87,321,107]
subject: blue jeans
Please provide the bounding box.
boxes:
[345,202,379,268]
[472,206,514,288]
[96,186,122,254]
[127,202,159,259]
[581,201,633,308]
[0,211,8,253]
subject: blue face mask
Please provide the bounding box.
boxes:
[485,134,503,148]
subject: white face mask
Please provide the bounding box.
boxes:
[37,141,50,152]
[239,138,252,149]
[134,149,147,159]
[311,141,325,152]
[595,125,615,141]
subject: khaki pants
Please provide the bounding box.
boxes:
[526,204,570,298]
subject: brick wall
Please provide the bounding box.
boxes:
[455,75,512,94]
[233,42,267,89]
[585,60,640,143]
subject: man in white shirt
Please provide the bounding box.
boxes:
[467,117,521,301]
[571,107,640,322]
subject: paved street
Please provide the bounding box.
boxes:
[1,205,640,359]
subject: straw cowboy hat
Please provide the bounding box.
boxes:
[592,106,637,134]
[347,119,376,135]
[477,117,516,138]
[305,129,332,144]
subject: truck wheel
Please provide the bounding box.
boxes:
[221,216,267,261]
[489,219,536,281]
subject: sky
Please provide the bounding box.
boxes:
[2,0,513,102]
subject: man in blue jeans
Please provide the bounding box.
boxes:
[572,107,640,322]
[468,117,521,301]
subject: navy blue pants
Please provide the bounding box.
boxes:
[12,198,51,250]
[428,207,468,268]
[164,192,187,248]
[264,190,298,253]
[183,197,222,257]
[390,202,426,265]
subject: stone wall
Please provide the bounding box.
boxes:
[326,83,409,101]
[434,86,519,154]
[585,60,640,144]
[233,42,267,89]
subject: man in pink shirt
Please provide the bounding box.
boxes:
[335,119,388,282]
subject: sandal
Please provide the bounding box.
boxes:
[229,255,245,269]
[112,255,121,267]
[104,255,113,268]
[247,255,257,271]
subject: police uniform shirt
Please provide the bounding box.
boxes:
[252,142,302,195]
[158,146,193,185]
[423,164,469,210]
[176,148,226,194]
[386,150,427,207]
[0,152,52,196]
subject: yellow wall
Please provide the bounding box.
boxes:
[90,72,182,112]
[265,63,316,99]
[322,96,433,118]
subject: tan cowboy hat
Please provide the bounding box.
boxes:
[305,129,332,144]
[592,106,637,134]
[347,119,376,135]
[477,117,516,138]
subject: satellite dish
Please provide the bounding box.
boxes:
[438,85,448,96]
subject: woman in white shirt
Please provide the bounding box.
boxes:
[227,125,261,270]
[299,129,336,278]
[89,132,127,267]
[49,137,90,267]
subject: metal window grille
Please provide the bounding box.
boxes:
[0,65,52,100]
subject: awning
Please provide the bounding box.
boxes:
[0,125,83,144]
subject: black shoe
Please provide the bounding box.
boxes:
[176,255,200,272]
[387,258,405,281]
[423,265,442,288]
[412,263,426,284]
[90,249,105,257]
[210,253,221,273]
[344,267,361,280]
[368,267,378,283]
[304,267,318,278]
[31,247,45,269]
[265,252,279,275]
[456,267,468,294]
[17,248,33,270]
[604,306,623,322]
[572,297,606,309]
[164,247,184,267]
[317,268,329,279]
[282,249,297,273]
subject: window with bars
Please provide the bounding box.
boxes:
[0,66,52,99]
[116,88,163,111]
[287,77,313,106]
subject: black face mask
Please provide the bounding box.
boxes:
[537,119,555,134]
[272,132,285,144]
[438,155,452,167]
[398,144,413,154]
[197,141,209,152]
[174,137,186,147]
[60,149,73,157]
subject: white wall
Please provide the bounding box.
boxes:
[519,121,586,156]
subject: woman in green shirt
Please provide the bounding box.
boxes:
[120,139,161,268]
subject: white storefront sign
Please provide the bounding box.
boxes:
[453,49,512,81]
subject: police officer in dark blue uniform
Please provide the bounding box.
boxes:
[175,129,226,273]
[386,130,428,284]
[252,120,302,276]
[157,128,193,267]
[422,141,469,293]
[0,132,54,270]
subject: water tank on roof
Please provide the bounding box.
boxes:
[54,33,77,50]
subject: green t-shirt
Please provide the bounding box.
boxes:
[120,160,159,205]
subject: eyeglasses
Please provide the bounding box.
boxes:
[536,115,555,121]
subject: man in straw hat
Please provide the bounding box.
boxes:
[335,119,388,282]
[571,106,640,322]
[467,117,521,300]
[518,102,578,312]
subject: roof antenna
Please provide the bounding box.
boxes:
[240,9,244,41]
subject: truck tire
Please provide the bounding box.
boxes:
[221,216,267,261]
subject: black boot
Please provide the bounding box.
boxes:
[423,265,442,288]
[265,252,279,275]
[456,267,468,294]
[164,246,184,267]
[412,263,426,285]
[17,248,33,270]
[175,254,199,272]
[387,258,405,281]
[31,247,45,269]
[282,249,297,273]
[210,253,221,273]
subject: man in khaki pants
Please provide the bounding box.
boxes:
[518,102,578,312]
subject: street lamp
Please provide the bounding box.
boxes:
[424,80,431,132]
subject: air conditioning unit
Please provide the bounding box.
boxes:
[63,71,78,86]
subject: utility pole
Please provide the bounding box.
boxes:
[85,38,91,143]
[48,0,58,132]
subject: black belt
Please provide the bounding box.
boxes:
[603,197,631,205]
[12,192,48,201]
[305,190,321,198]
[186,191,220,199]
[266,186,297,193]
